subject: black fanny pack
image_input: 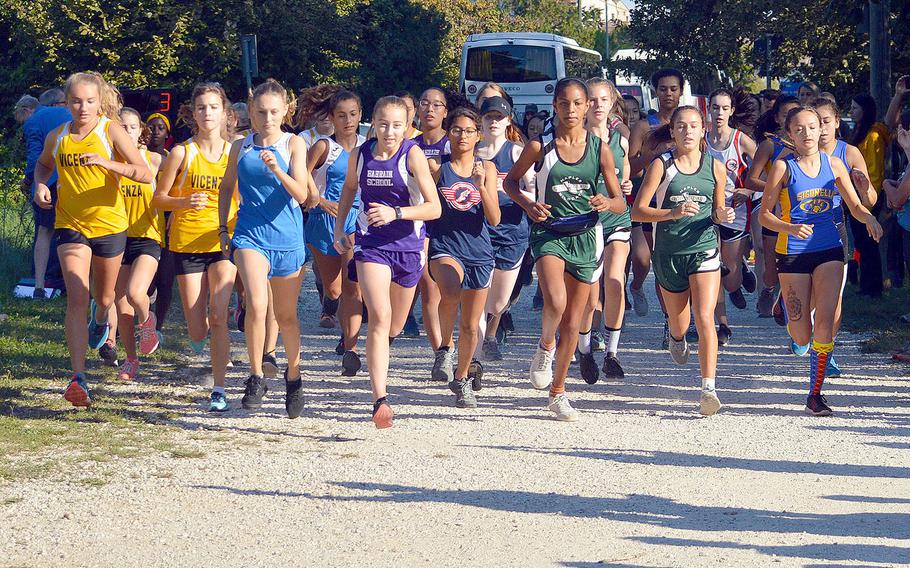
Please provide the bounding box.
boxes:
[538,211,599,236]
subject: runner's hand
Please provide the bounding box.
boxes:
[188,192,209,210]
[673,201,699,219]
[320,198,339,217]
[732,188,751,206]
[366,202,395,227]
[80,153,110,169]
[219,231,231,255]
[620,179,633,196]
[471,160,486,187]
[525,202,551,222]
[34,184,52,209]
[260,149,279,173]
[866,217,883,242]
[789,223,814,239]
[715,206,736,224]
[333,233,353,254]
[589,194,611,212]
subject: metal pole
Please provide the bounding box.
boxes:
[765,33,772,90]
[578,0,582,20]
[604,2,611,80]
[869,0,890,119]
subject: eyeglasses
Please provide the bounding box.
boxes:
[418,100,447,111]
[449,127,477,137]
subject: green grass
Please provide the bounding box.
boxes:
[0,295,202,481]
[840,284,910,354]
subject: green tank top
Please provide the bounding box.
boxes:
[533,132,603,219]
[598,128,632,233]
[653,151,719,255]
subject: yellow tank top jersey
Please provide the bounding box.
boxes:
[120,149,164,243]
[168,140,237,253]
[52,117,127,238]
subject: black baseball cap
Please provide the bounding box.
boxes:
[480,96,512,117]
[524,104,538,114]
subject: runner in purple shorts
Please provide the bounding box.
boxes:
[334,96,441,430]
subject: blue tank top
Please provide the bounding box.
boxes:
[776,152,841,255]
[428,161,493,266]
[355,139,424,252]
[234,132,303,251]
[412,133,450,160]
[486,141,528,246]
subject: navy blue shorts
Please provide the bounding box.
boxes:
[492,241,527,271]
[429,254,494,290]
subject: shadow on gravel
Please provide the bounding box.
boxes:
[628,536,910,565]
[824,494,910,504]
[462,445,910,479]
[276,481,910,548]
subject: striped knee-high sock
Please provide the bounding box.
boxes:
[809,340,834,395]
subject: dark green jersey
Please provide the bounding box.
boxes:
[597,128,631,233]
[533,132,603,218]
[653,151,719,255]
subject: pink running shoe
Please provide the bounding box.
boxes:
[137,313,160,355]
[118,359,139,382]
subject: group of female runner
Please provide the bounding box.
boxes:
[34,68,880,428]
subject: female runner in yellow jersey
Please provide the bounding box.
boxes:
[33,72,153,407]
[113,107,164,382]
[151,83,238,412]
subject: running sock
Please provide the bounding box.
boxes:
[809,340,834,395]
[605,326,621,355]
[474,314,489,359]
[577,329,592,354]
[549,384,565,398]
[322,297,339,317]
[701,377,716,391]
[212,386,225,395]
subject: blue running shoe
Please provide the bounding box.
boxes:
[190,338,207,354]
[87,300,109,349]
[826,355,842,377]
[208,391,230,412]
[790,340,810,357]
[63,374,91,407]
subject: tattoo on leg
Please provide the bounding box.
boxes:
[787,287,802,321]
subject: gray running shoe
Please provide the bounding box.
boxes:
[431,348,455,382]
[757,287,777,317]
[341,350,362,377]
[481,338,502,361]
[669,335,690,365]
[630,286,649,317]
[449,378,478,408]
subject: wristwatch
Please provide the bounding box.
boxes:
[394,206,403,220]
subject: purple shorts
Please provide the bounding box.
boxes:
[348,248,425,288]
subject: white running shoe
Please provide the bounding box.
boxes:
[631,286,649,317]
[547,394,579,422]
[529,345,555,389]
[700,389,722,416]
[669,335,690,365]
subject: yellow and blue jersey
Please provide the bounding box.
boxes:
[776,152,841,255]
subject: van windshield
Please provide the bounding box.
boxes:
[466,45,558,83]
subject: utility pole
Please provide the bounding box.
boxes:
[604,1,611,80]
[869,0,890,120]
[765,33,772,90]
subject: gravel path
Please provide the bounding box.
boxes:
[2,270,909,567]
